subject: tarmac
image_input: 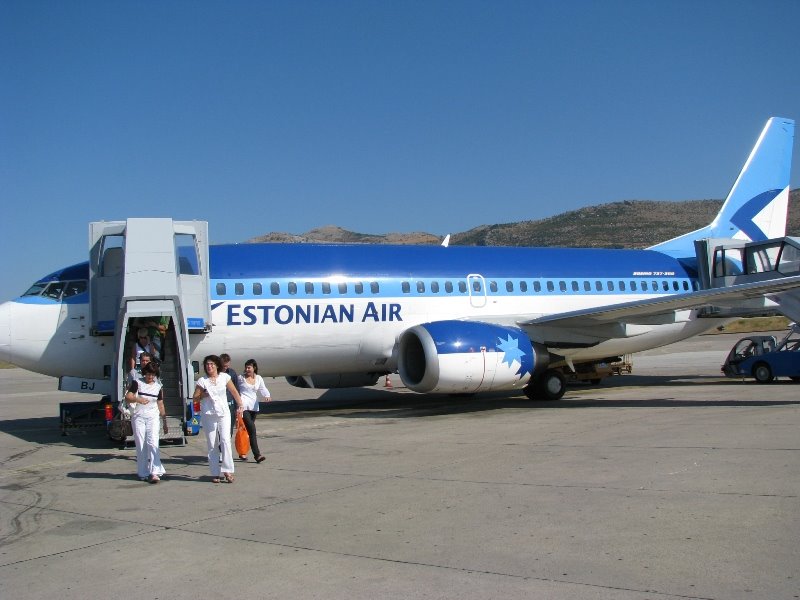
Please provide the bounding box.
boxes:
[0,331,798,600]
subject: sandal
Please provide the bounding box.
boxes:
[223,473,235,483]
[211,477,221,484]
[239,455,247,460]
[149,475,160,484]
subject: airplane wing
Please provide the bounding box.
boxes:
[517,275,800,347]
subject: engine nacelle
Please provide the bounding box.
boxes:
[398,320,543,394]
[285,373,380,389]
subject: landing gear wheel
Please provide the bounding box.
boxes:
[524,370,567,400]
[753,362,773,383]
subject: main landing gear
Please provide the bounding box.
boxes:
[524,369,566,401]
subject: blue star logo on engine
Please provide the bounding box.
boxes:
[496,334,525,370]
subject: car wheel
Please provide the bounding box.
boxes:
[753,363,773,383]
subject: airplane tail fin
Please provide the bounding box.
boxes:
[649,117,794,259]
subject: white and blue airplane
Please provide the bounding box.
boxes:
[0,117,798,405]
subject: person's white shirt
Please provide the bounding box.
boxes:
[128,378,163,417]
[196,372,232,416]
[237,374,271,411]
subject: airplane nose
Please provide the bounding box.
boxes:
[0,301,12,364]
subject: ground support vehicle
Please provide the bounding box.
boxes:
[721,324,800,383]
[60,398,114,436]
[560,356,632,385]
[610,355,633,375]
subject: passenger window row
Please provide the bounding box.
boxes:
[217,281,381,297]
[401,279,696,294]
[215,278,696,297]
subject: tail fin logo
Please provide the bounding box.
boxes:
[730,188,783,242]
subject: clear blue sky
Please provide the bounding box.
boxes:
[2,0,799,302]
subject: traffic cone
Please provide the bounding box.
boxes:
[384,375,393,388]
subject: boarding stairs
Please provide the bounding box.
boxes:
[88,219,211,444]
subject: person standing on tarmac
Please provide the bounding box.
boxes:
[125,362,168,484]
[237,358,271,463]
[192,355,243,484]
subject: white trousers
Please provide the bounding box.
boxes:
[132,411,165,479]
[201,412,234,476]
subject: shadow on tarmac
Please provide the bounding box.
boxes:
[61,453,217,482]
[3,375,798,448]
[65,470,202,483]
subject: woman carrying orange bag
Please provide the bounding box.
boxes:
[236,359,271,463]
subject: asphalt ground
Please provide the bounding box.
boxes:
[0,332,798,600]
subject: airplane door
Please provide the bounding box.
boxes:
[467,274,487,308]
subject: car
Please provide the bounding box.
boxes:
[721,324,800,383]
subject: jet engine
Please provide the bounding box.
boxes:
[398,320,545,394]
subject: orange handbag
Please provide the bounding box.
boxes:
[235,413,250,456]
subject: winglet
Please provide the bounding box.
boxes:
[649,117,794,259]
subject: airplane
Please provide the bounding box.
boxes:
[0,117,798,420]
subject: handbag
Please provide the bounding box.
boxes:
[234,414,250,456]
[108,414,133,440]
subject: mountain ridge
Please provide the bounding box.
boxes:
[247,189,800,249]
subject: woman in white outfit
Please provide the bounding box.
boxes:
[192,354,243,483]
[237,358,271,463]
[125,362,167,483]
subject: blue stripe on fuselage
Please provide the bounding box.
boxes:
[209,244,691,280]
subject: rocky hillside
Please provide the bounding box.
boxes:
[248,189,800,249]
[248,225,440,245]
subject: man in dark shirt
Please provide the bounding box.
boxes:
[220,353,241,437]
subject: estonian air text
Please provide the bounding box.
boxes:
[226,302,402,326]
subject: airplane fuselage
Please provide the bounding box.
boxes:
[0,243,711,381]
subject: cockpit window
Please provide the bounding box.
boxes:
[22,280,88,300]
[42,282,66,300]
[23,282,48,297]
[63,280,88,298]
